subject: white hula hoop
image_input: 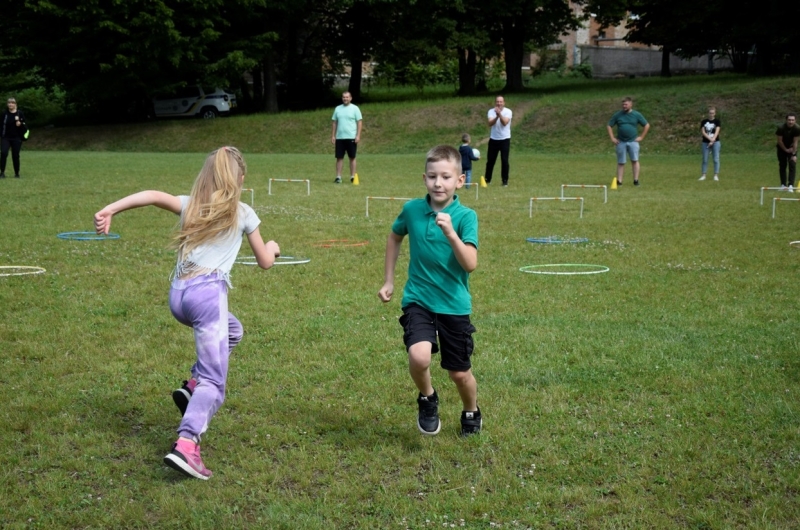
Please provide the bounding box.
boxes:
[519,264,609,275]
[0,266,46,277]
[235,256,310,266]
[790,241,800,248]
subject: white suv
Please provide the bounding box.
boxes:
[152,86,237,119]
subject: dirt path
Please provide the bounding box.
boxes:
[474,98,537,148]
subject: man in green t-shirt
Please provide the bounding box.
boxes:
[775,114,800,190]
[607,97,650,186]
[331,91,363,184]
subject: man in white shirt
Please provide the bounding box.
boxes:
[485,96,512,186]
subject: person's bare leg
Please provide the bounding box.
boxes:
[448,369,477,411]
[408,342,434,396]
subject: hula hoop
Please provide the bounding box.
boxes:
[790,241,800,248]
[527,236,589,244]
[0,266,46,277]
[235,256,310,266]
[519,264,609,275]
[312,239,369,248]
[57,231,120,241]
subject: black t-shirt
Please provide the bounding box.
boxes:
[700,118,720,143]
[776,123,800,151]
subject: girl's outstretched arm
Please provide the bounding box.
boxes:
[246,227,280,270]
[94,191,181,234]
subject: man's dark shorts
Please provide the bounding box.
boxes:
[399,303,476,372]
[335,139,358,159]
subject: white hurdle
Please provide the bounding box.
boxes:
[761,186,788,205]
[242,188,254,206]
[529,197,584,218]
[772,197,800,218]
[366,196,412,217]
[268,178,311,195]
[561,184,607,204]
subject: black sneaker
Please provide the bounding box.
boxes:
[334,176,342,184]
[172,380,194,416]
[14,174,20,178]
[633,180,639,186]
[0,173,5,178]
[417,391,441,435]
[460,407,482,436]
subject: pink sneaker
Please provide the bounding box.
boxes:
[164,439,212,480]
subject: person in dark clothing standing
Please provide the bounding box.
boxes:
[776,113,800,191]
[1,97,26,178]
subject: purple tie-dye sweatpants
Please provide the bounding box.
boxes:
[169,272,243,442]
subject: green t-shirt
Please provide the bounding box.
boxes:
[391,195,478,315]
[608,110,648,142]
[776,123,800,150]
[331,103,362,139]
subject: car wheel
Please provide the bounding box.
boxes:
[200,107,218,119]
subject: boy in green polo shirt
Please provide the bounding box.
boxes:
[378,145,481,436]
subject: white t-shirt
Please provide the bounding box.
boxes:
[488,108,513,140]
[173,195,261,285]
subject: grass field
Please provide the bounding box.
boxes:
[2,75,800,528]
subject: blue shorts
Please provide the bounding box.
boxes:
[615,141,640,164]
[399,303,476,372]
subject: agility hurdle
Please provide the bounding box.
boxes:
[561,184,607,204]
[366,196,412,217]
[242,188,254,206]
[772,197,800,218]
[761,186,789,205]
[268,178,311,195]
[529,197,584,218]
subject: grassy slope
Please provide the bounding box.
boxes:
[30,74,800,155]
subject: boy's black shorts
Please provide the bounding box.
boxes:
[335,139,358,159]
[399,303,476,372]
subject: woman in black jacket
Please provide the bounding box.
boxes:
[1,97,27,178]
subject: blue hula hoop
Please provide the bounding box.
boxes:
[527,236,589,244]
[57,231,120,241]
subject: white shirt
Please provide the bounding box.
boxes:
[488,108,513,140]
[173,195,261,285]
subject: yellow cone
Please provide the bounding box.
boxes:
[480,175,488,188]
[610,178,617,190]
[352,173,359,186]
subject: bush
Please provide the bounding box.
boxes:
[14,86,69,125]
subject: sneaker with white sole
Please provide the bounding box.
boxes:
[713,175,719,181]
[699,175,706,181]
[460,407,482,437]
[172,379,196,416]
[417,391,441,435]
[164,439,212,480]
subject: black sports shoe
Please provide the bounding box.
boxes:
[417,391,441,435]
[334,176,342,184]
[633,180,640,186]
[172,380,195,416]
[460,407,482,436]
[0,173,5,178]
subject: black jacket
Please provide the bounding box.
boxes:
[1,109,26,139]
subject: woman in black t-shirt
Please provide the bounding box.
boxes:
[1,97,27,178]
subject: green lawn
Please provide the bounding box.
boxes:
[1,144,799,528]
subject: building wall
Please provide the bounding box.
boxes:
[579,46,732,77]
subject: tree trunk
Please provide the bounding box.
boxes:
[252,65,265,112]
[457,47,477,95]
[264,51,279,113]
[660,48,672,77]
[348,47,364,100]
[502,20,525,92]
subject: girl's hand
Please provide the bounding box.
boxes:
[94,209,113,234]
[265,240,280,258]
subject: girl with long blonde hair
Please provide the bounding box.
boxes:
[94,146,280,480]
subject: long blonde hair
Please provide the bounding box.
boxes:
[175,146,246,259]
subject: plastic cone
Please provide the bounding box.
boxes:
[610,178,617,190]
[480,175,488,188]
[352,173,359,186]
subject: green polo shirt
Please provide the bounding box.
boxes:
[608,110,648,142]
[392,195,478,315]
